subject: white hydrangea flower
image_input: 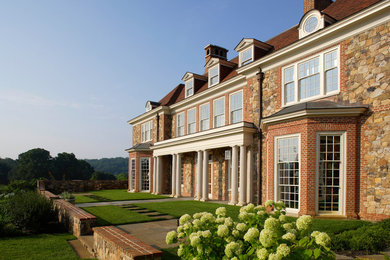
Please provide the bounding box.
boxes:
[282,232,296,241]
[177,226,183,233]
[236,223,248,232]
[311,231,321,238]
[179,214,191,225]
[256,248,269,260]
[238,211,248,221]
[216,217,225,224]
[275,200,286,210]
[224,217,233,227]
[268,253,282,260]
[259,229,276,248]
[296,215,312,231]
[217,224,229,237]
[200,212,215,223]
[225,242,240,258]
[279,215,288,223]
[190,235,201,247]
[193,212,202,219]
[277,243,290,257]
[246,203,255,212]
[232,230,240,238]
[282,223,294,230]
[178,232,185,239]
[264,200,274,208]
[231,257,238,260]
[183,222,192,230]
[192,219,201,228]
[264,217,280,231]
[197,245,203,254]
[255,205,266,211]
[287,229,298,235]
[177,245,184,257]
[244,227,259,242]
[202,230,211,238]
[315,232,331,247]
[257,210,266,216]
[216,207,226,217]
[225,236,234,243]
[166,231,177,244]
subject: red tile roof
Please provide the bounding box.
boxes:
[157,0,382,107]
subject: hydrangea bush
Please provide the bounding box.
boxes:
[166,200,334,259]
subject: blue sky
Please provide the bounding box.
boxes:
[0,0,303,159]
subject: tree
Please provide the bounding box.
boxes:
[11,148,52,181]
[52,153,94,180]
[90,171,116,180]
[116,173,128,181]
[0,162,10,184]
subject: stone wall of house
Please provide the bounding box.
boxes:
[40,180,128,194]
[132,124,141,146]
[181,153,196,197]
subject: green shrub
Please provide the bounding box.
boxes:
[60,191,75,200]
[7,180,36,193]
[2,191,57,234]
[332,219,390,253]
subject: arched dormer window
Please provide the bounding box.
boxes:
[298,9,335,39]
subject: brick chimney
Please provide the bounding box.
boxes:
[204,44,228,65]
[304,0,333,13]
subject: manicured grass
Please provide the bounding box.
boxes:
[312,218,370,235]
[134,201,241,221]
[75,190,168,203]
[0,233,82,260]
[0,185,7,191]
[81,205,154,226]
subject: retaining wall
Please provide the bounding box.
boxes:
[38,179,128,194]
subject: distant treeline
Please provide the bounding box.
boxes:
[85,157,128,175]
[0,148,128,185]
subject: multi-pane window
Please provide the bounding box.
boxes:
[140,158,150,191]
[130,159,135,191]
[240,47,253,66]
[199,103,210,131]
[277,136,299,210]
[318,135,342,212]
[213,98,225,128]
[209,65,219,86]
[230,91,243,124]
[185,80,194,97]
[187,109,196,134]
[282,49,339,105]
[141,121,153,143]
[177,113,184,137]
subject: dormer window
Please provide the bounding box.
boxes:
[298,10,335,39]
[239,47,253,66]
[145,102,152,112]
[185,79,194,98]
[209,65,219,86]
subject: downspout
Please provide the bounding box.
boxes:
[156,113,160,142]
[257,68,264,205]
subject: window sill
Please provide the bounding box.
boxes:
[282,90,340,108]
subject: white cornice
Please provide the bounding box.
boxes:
[128,106,170,125]
[260,108,367,129]
[235,38,273,52]
[237,0,390,74]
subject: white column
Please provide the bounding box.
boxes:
[247,148,253,204]
[239,145,247,206]
[171,154,176,197]
[153,157,157,194]
[201,150,209,201]
[196,151,203,200]
[176,154,181,198]
[156,156,162,194]
[230,146,238,205]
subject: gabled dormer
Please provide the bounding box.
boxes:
[234,38,273,67]
[299,7,336,39]
[205,57,236,88]
[182,72,207,98]
[145,101,160,112]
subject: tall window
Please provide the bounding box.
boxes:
[213,98,225,128]
[240,47,253,66]
[199,103,210,131]
[282,48,339,105]
[141,121,153,143]
[130,159,135,191]
[187,109,196,134]
[209,65,219,86]
[177,113,184,137]
[318,134,342,213]
[230,91,243,124]
[276,136,299,210]
[185,80,194,97]
[140,158,150,191]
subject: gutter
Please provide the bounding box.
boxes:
[257,68,265,206]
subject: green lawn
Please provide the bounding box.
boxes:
[0,233,82,260]
[81,205,156,226]
[75,190,168,203]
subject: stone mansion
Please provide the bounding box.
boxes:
[127,0,390,221]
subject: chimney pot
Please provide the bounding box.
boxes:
[304,0,332,13]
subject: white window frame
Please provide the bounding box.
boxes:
[176,112,185,137]
[199,103,210,131]
[274,134,301,214]
[213,97,225,128]
[187,108,196,135]
[141,120,153,143]
[208,154,213,199]
[239,46,254,67]
[130,158,136,191]
[208,64,220,87]
[229,90,243,124]
[281,46,340,107]
[185,79,194,98]
[139,157,150,192]
[315,132,346,216]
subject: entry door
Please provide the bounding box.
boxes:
[140,157,150,192]
[317,134,344,215]
[208,155,213,199]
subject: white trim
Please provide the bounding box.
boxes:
[176,112,185,137]
[238,46,254,67]
[128,106,170,125]
[299,10,324,39]
[229,90,243,124]
[208,154,213,199]
[130,158,136,191]
[209,64,220,87]
[139,157,151,192]
[187,108,197,135]
[185,79,194,98]
[274,134,301,214]
[199,102,210,131]
[141,120,153,143]
[315,132,346,216]
[213,96,225,128]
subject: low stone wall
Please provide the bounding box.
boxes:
[93,226,162,260]
[38,179,128,194]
